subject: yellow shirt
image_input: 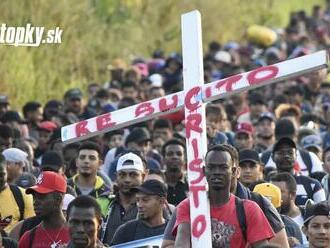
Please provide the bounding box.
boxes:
[0,185,35,232]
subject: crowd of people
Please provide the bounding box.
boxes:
[1,3,330,248]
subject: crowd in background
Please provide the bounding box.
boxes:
[0,3,330,248]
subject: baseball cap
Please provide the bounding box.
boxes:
[301,135,322,151]
[235,122,254,135]
[304,201,330,225]
[273,137,296,153]
[239,149,261,164]
[0,95,9,104]
[125,128,151,146]
[131,179,167,197]
[116,152,144,172]
[41,151,64,172]
[258,112,275,123]
[64,88,83,100]
[253,183,282,208]
[2,148,28,163]
[38,121,58,132]
[26,171,67,194]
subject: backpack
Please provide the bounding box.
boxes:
[261,149,312,175]
[235,192,266,241]
[28,225,38,248]
[9,185,25,221]
[235,197,247,241]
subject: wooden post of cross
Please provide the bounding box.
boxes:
[181,11,212,246]
[61,10,328,248]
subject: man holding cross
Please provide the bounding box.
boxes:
[173,144,275,247]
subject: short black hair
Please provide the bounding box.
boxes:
[78,141,101,156]
[121,80,137,90]
[22,101,42,118]
[153,119,172,130]
[161,139,186,157]
[206,144,239,167]
[270,172,297,193]
[206,104,227,119]
[63,143,80,153]
[0,124,13,139]
[67,195,102,222]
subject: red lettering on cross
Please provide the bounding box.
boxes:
[190,185,206,208]
[159,94,178,112]
[135,102,154,117]
[192,215,207,238]
[189,158,204,184]
[96,113,116,131]
[184,87,201,112]
[205,86,212,98]
[75,121,90,137]
[185,113,202,139]
[247,65,279,85]
[216,74,242,92]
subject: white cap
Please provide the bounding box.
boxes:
[116,152,144,172]
[62,194,75,211]
[2,148,28,163]
[214,51,232,64]
[149,74,163,87]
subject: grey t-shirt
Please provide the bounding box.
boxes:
[111,219,167,245]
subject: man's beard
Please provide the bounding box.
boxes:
[80,172,92,178]
[280,203,290,215]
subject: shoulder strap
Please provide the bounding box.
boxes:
[235,197,247,241]
[9,185,25,221]
[261,150,271,165]
[28,226,37,248]
[250,192,265,211]
[300,149,313,175]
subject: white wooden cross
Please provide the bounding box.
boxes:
[61,10,328,247]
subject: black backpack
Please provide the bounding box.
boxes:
[235,192,266,241]
[261,149,312,175]
[9,185,25,221]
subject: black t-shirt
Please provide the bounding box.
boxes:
[111,219,167,245]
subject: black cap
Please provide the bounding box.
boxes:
[275,119,296,139]
[125,128,151,146]
[1,111,25,123]
[258,112,275,123]
[41,151,64,172]
[239,149,261,164]
[64,88,83,100]
[131,180,167,197]
[273,137,296,153]
[304,201,330,224]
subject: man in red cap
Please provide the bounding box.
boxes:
[234,122,255,151]
[18,171,70,248]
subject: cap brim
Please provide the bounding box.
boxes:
[236,131,252,135]
[26,185,56,194]
[259,117,274,122]
[304,145,322,151]
[239,158,260,164]
[131,186,156,195]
